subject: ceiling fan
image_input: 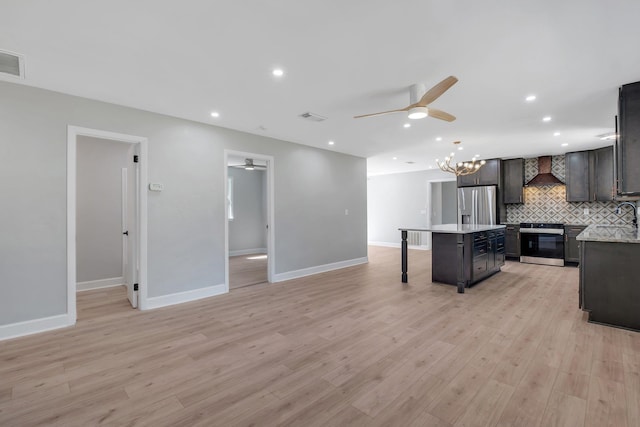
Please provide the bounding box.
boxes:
[229,158,266,170]
[354,76,458,122]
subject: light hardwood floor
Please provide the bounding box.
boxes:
[1,246,639,426]
[229,253,268,289]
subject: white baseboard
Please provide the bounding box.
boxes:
[144,283,227,310]
[0,314,73,342]
[229,248,267,256]
[368,241,430,250]
[77,276,123,291]
[273,257,368,283]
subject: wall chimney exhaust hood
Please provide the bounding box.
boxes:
[525,156,565,186]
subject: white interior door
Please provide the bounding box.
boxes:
[122,166,138,308]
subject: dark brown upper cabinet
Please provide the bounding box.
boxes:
[565,147,614,202]
[457,159,501,187]
[617,81,640,195]
[502,158,524,203]
[565,151,592,202]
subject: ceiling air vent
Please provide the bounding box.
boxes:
[299,112,327,122]
[0,50,25,79]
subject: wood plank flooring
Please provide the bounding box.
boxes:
[1,246,640,426]
[229,253,268,289]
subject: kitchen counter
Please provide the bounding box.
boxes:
[400,224,506,234]
[398,224,506,293]
[576,224,640,244]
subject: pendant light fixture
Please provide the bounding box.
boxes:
[436,141,486,176]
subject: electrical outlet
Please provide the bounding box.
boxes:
[344,209,349,215]
[149,183,164,192]
[583,208,589,215]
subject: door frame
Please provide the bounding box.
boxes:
[67,126,149,323]
[224,150,275,290]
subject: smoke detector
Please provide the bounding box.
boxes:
[0,50,25,79]
[299,112,327,122]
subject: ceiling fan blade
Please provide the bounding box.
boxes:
[428,108,456,122]
[417,76,458,107]
[354,107,409,119]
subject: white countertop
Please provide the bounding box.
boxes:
[576,224,640,243]
[399,224,506,234]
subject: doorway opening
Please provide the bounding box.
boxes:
[426,179,457,249]
[224,151,274,290]
[67,126,148,324]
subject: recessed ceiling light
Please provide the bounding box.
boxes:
[328,140,335,146]
[210,111,220,118]
[436,137,442,141]
[554,132,561,136]
[458,146,464,151]
[403,123,411,128]
[543,116,552,122]
[392,156,398,160]
[561,143,569,147]
[272,68,284,77]
[475,154,480,157]
[526,95,537,102]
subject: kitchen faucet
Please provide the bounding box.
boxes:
[615,202,638,228]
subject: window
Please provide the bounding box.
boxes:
[228,177,234,220]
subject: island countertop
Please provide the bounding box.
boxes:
[576,224,640,243]
[399,224,506,234]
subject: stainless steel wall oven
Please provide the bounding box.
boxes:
[520,223,565,266]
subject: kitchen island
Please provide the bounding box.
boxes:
[399,224,506,293]
[577,224,640,331]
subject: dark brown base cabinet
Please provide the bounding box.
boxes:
[580,240,640,331]
[432,229,505,293]
[505,224,520,259]
[564,225,586,264]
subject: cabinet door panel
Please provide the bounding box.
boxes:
[477,159,500,186]
[565,151,591,202]
[564,226,586,263]
[503,159,524,203]
[594,146,614,201]
[505,225,520,258]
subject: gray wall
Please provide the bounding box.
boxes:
[228,168,266,253]
[76,137,131,282]
[367,169,454,245]
[0,81,367,326]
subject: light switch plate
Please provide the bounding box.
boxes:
[149,183,164,192]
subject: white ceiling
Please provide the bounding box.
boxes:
[2,1,640,175]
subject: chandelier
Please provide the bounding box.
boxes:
[435,141,486,176]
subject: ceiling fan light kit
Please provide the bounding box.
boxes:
[407,106,428,119]
[354,75,458,122]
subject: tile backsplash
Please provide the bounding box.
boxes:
[505,155,636,225]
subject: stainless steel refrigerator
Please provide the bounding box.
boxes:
[458,185,497,225]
